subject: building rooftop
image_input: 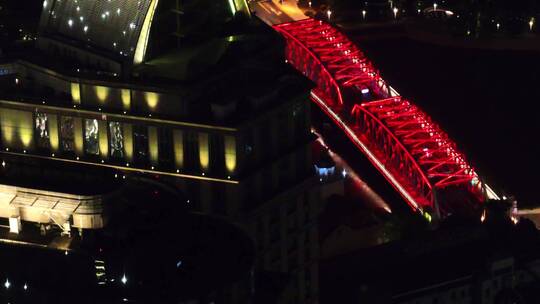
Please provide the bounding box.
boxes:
[39,0,158,64]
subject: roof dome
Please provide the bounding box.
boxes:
[39,0,159,64]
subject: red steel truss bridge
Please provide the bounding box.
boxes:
[272,17,499,220]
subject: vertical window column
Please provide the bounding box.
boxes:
[108,122,124,159]
[133,125,148,165]
[158,128,172,167]
[198,132,209,173]
[35,112,50,150]
[48,114,59,152]
[123,123,133,163]
[84,119,99,156]
[60,116,75,153]
[173,129,184,170]
[148,126,159,166]
[98,120,108,159]
[71,82,81,105]
[224,135,236,176]
[73,118,83,156]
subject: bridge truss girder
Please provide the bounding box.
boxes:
[276,18,484,218]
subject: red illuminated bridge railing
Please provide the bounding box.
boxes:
[352,97,481,211]
[274,18,391,105]
[275,17,484,217]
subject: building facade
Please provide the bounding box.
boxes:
[0,0,343,303]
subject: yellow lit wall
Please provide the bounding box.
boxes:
[71,83,81,104]
[224,135,237,174]
[0,109,34,150]
[48,114,59,152]
[148,126,159,165]
[73,118,83,155]
[123,123,133,162]
[95,86,110,104]
[198,133,210,171]
[121,89,131,111]
[173,130,184,169]
[98,120,108,158]
[145,92,159,111]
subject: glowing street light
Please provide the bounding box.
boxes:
[362,10,366,19]
[529,18,535,31]
[327,10,332,20]
[4,279,10,289]
[308,1,311,8]
[393,7,398,19]
[121,274,128,285]
[496,23,500,30]
[433,3,437,11]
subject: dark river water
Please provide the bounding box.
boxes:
[352,34,540,207]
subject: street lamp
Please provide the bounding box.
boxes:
[433,3,437,11]
[308,1,311,8]
[496,23,500,30]
[121,274,128,285]
[362,10,366,19]
[327,10,332,20]
[530,18,535,31]
[393,7,398,19]
[4,279,10,289]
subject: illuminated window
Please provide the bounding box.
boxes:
[35,112,50,149]
[109,122,124,158]
[60,116,75,152]
[84,119,99,155]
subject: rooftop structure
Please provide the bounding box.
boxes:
[40,0,158,64]
[36,0,251,73]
